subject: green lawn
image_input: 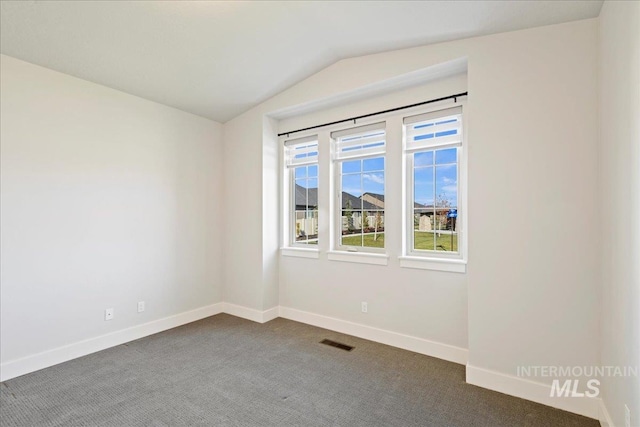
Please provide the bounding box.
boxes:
[341,231,457,251]
[341,233,385,248]
[414,231,458,251]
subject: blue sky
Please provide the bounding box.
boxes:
[341,157,385,196]
[295,165,318,195]
[414,148,457,207]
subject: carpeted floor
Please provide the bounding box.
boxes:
[0,314,598,427]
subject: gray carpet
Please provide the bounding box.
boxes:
[0,314,598,427]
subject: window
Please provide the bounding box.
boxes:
[280,96,466,270]
[332,123,386,251]
[285,135,319,245]
[404,106,463,257]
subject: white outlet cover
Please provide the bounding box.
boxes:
[105,308,114,321]
[137,301,145,313]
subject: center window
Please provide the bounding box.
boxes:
[332,123,386,251]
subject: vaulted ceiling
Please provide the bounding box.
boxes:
[0,1,603,122]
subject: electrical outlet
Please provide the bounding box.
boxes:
[105,308,114,321]
[137,301,145,313]
[361,302,368,313]
[625,404,631,427]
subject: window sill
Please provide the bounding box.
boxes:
[327,250,389,266]
[280,247,320,259]
[398,256,466,273]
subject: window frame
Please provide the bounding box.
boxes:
[284,134,320,249]
[278,98,467,272]
[403,104,466,262]
[331,122,387,255]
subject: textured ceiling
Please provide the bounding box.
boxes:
[0,1,603,122]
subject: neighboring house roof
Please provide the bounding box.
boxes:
[362,192,385,203]
[295,185,447,212]
[294,184,380,210]
[295,185,318,208]
[341,192,379,211]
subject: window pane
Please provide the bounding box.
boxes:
[341,171,361,247]
[411,148,459,253]
[342,174,362,199]
[362,172,384,196]
[435,164,457,208]
[342,159,361,174]
[414,166,434,208]
[295,166,307,179]
[335,125,386,250]
[294,178,308,243]
[307,177,318,191]
[362,168,384,248]
[414,151,433,167]
[361,210,384,248]
[414,230,458,252]
[307,165,318,178]
[434,163,457,252]
[340,157,385,249]
[414,230,436,251]
[435,148,457,164]
[306,177,318,244]
[294,172,319,245]
[363,157,384,172]
[413,164,434,251]
[341,170,361,248]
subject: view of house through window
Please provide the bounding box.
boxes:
[340,157,385,248]
[333,124,386,250]
[285,136,319,245]
[282,106,463,258]
[413,148,458,252]
[294,165,318,244]
[405,106,462,255]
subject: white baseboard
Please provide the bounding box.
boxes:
[3,302,606,425]
[279,306,468,365]
[466,364,600,420]
[0,303,224,382]
[262,306,280,323]
[599,399,615,427]
[222,303,279,324]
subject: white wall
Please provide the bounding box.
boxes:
[465,20,600,379]
[223,18,600,414]
[599,2,640,426]
[0,55,223,366]
[221,114,265,309]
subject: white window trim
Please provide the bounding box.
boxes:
[327,250,389,266]
[281,247,320,259]
[405,145,462,260]
[279,97,468,273]
[398,256,466,273]
[332,123,387,255]
[402,102,467,269]
[284,134,320,249]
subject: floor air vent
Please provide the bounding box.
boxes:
[320,339,354,351]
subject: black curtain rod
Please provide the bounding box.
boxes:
[278,91,468,138]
